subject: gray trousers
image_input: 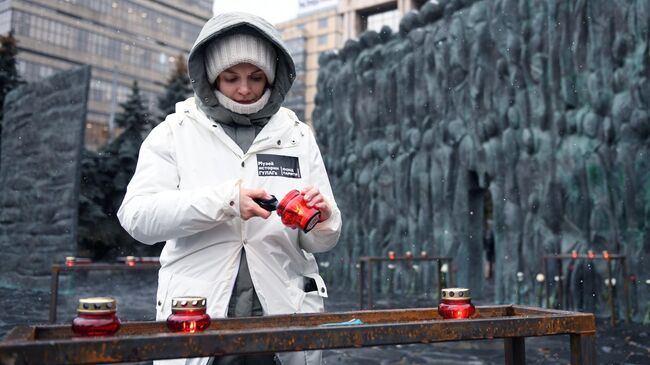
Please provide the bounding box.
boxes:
[208,250,277,365]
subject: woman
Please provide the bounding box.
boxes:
[118,12,341,365]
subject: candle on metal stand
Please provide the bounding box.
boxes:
[167,297,211,333]
[438,288,475,319]
[66,256,91,265]
[72,297,121,336]
[66,256,76,267]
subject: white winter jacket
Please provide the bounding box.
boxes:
[117,97,341,364]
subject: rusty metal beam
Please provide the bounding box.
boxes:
[1,306,596,365]
[50,263,160,272]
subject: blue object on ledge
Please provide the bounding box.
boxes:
[318,318,364,327]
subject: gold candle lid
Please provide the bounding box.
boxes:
[78,297,117,313]
[171,296,207,311]
[441,288,471,300]
[66,256,76,262]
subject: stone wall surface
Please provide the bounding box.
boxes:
[314,0,649,319]
[0,66,91,290]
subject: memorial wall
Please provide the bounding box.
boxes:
[314,0,649,318]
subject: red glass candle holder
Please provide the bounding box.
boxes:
[587,250,595,259]
[405,251,413,259]
[125,256,136,266]
[65,256,91,266]
[166,297,211,333]
[388,251,396,260]
[276,190,321,233]
[72,297,121,336]
[66,256,76,267]
[438,288,475,320]
[420,251,428,258]
[571,250,578,259]
[602,250,610,260]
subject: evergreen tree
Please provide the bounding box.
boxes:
[78,81,162,259]
[114,80,151,132]
[0,31,24,150]
[157,54,192,118]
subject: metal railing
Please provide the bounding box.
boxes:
[358,255,453,309]
[1,305,596,365]
[49,257,160,323]
[543,252,630,326]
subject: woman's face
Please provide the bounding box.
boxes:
[216,63,267,104]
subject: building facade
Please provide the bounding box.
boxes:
[0,0,212,149]
[276,4,340,126]
[338,0,428,40]
[276,0,427,126]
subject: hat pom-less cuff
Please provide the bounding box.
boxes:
[204,33,277,85]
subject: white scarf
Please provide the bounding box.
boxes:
[215,88,271,115]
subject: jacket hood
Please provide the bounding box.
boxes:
[188,12,296,125]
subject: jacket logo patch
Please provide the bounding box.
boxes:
[257,154,301,178]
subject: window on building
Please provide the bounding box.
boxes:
[0,10,12,34]
[318,17,328,28]
[16,60,57,82]
[366,9,401,33]
[318,34,327,45]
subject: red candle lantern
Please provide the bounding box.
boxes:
[602,250,610,260]
[65,256,76,267]
[405,251,413,259]
[420,250,428,258]
[388,251,396,260]
[72,297,121,337]
[254,190,321,233]
[125,256,136,267]
[166,297,211,333]
[571,250,578,259]
[587,250,595,259]
[438,288,476,320]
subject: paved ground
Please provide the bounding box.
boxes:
[1,269,649,364]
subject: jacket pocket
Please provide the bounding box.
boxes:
[299,291,324,313]
[299,274,326,313]
[303,273,327,298]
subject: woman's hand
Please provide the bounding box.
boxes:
[240,186,273,220]
[301,185,332,222]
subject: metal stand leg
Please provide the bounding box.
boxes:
[358,260,365,309]
[606,259,616,326]
[621,257,631,323]
[544,257,550,308]
[367,259,374,309]
[504,337,525,365]
[570,334,596,365]
[49,267,60,323]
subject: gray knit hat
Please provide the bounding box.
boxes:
[204,33,277,85]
